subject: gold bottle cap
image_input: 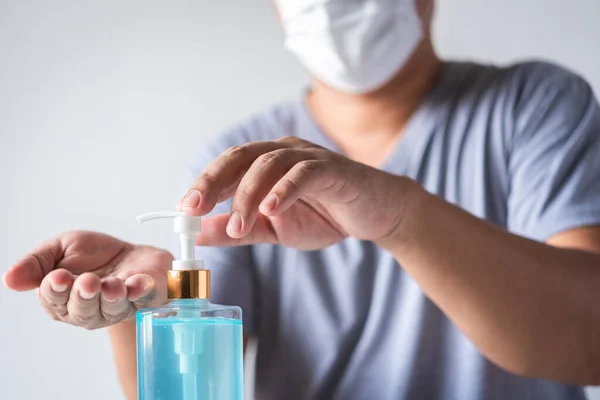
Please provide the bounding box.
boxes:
[167,269,210,299]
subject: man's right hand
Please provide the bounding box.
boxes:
[3,231,173,330]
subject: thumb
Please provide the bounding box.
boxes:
[4,238,62,291]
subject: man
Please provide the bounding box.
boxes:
[4,0,600,399]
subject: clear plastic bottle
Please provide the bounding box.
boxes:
[135,211,244,400]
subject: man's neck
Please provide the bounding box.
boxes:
[306,39,443,167]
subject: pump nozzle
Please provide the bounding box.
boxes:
[136,210,203,271]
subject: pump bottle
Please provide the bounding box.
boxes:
[135,211,244,400]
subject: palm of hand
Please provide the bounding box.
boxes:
[59,231,168,288]
[5,231,172,329]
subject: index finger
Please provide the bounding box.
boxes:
[3,237,63,292]
[179,141,283,216]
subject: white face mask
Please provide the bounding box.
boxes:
[276,0,423,94]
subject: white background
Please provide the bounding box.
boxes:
[1,0,599,399]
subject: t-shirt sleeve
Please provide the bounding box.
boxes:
[180,130,259,338]
[507,64,600,241]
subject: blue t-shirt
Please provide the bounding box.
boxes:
[186,61,600,400]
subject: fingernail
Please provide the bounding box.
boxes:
[50,280,68,293]
[227,211,242,233]
[103,296,120,303]
[79,289,97,300]
[183,190,201,209]
[261,194,278,211]
[124,275,152,288]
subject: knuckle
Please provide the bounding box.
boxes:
[42,299,68,320]
[82,324,99,331]
[226,144,248,158]
[237,184,258,200]
[102,310,130,325]
[200,168,220,188]
[257,152,278,167]
[279,135,317,150]
[48,312,61,321]
[277,135,297,143]
[297,159,322,174]
[195,169,224,195]
[281,177,300,193]
[39,292,65,310]
[71,314,98,326]
[297,138,313,148]
[47,300,64,309]
[257,150,289,168]
[313,147,334,160]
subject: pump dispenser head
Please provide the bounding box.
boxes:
[137,211,210,300]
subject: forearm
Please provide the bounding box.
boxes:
[109,321,138,400]
[387,182,600,384]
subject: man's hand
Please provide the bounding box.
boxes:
[180,136,418,251]
[3,231,173,329]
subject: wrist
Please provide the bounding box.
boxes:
[374,176,429,254]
